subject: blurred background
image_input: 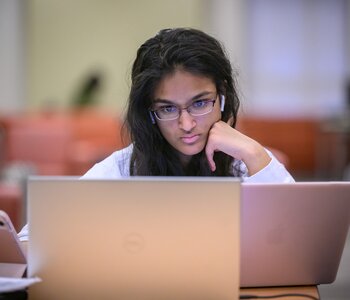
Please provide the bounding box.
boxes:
[0,0,349,299]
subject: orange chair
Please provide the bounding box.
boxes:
[68,109,127,175]
[1,109,128,176]
[237,116,318,176]
[2,113,72,175]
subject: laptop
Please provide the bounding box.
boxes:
[240,182,350,287]
[26,179,350,298]
[27,177,241,300]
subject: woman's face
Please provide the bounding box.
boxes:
[152,69,222,165]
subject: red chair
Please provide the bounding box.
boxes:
[2,113,72,175]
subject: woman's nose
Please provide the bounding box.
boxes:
[178,110,196,131]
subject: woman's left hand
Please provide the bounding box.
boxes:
[205,121,271,175]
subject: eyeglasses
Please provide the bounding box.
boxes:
[150,97,217,121]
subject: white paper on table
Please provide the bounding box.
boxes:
[0,277,41,293]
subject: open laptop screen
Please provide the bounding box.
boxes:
[27,177,241,300]
[241,182,350,287]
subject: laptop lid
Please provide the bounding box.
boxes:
[240,182,350,287]
[27,177,241,300]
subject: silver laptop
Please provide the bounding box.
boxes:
[27,177,241,300]
[240,182,350,287]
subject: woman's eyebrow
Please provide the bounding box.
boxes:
[153,99,174,105]
[191,91,215,100]
[154,91,216,104]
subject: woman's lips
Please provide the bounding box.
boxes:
[181,134,200,144]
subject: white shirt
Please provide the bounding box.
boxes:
[81,144,294,183]
[18,144,294,241]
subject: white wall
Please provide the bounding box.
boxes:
[0,0,25,112]
[2,0,350,118]
[244,0,348,118]
[202,0,249,111]
[207,0,349,118]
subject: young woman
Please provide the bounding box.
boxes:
[82,28,294,182]
[18,28,294,243]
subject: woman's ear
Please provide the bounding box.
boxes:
[220,94,225,112]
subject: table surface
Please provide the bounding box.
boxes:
[240,285,319,299]
[0,285,320,300]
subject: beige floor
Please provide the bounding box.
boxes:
[318,230,350,300]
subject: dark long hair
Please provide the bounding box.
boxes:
[126,28,240,176]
